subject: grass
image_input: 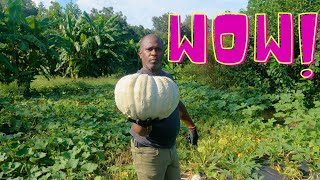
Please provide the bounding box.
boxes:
[31,75,120,89]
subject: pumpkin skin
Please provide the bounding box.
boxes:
[114,73,179,121]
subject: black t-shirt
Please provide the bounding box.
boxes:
[129,69,180,148]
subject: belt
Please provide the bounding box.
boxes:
[133,139,148,147]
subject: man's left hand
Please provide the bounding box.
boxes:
[187,127,198,146]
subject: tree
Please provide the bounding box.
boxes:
[0,0,5,8]
[0,0,149,86]
[152,13,170,35]
[209,0,320,103]
[181,15,192,40]
[22,0,38,17]
[0,0,59,95]
[89,8,99,19]
[127,25,152,42]
[55,10,125,78]
[36,2,47,18]
[99,7,114,20]
[65,0,81,19]
[47,1,62,21]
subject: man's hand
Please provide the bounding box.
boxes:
[128,117,163,137]
[179,101,198,146]
[132,123,152,136]
[187,127,198,146]
[127,117,159,127]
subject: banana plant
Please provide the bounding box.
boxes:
[79,11,121,76]
[56,10,121,78]
[0,0,62,95]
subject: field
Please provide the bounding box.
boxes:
[1,0,320,179]
[1,76,320,179]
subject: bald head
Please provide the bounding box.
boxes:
[139,34,163,51]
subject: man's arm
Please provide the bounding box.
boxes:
[178,101,196,128]
[131,101,197,138]
[178,101,198,145]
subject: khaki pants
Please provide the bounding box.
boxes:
[131,139,181,180]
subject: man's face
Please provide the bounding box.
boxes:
[138,36,164,72]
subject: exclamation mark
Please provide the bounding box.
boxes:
[299,13,319,79]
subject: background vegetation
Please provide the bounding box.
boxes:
[1,0,320,179]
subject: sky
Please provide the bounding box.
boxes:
[32,0,248,29]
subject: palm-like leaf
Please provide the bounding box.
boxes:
[0,54,18,74]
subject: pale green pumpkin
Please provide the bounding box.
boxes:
[114,73,179,121]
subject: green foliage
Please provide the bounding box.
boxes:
[176,0,320,110]
[1,1,320,178]
[0,0,58,96]
[0,76,132,179]
[1,77,320,179]
[0,0,151,95]
[47,1,62,21]
[176,79,320,179]
[55,10,137,78]
[21,0,38,17]
[152,13,170,35]
[242,0,320,94]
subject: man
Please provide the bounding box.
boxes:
[129,34,198,180]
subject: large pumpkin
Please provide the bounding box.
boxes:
[114,73,179,121]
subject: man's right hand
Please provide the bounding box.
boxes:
[127,117,159,127]
[128,118,158,137]
[132,123,152,137]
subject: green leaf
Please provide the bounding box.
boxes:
[82,151,90,159]
[51,171,66,179]
[22,35,47,52]
[94,176,102,180]
[105,33,114,42]
[26,16,37,29]
[0,153,7,162]
[216,100,227,108]
[19,71,34,76]
[80,33,87,43]
[30,152,46,163]
[40,65,51,80]
[66,14,73,34]
[108,49,118,58]
[38,173,51,180]
[18,41,29,51]
[1,162,21,174]
[30,171,43,178]
[81,163,98,173]
[82,11,96,30]
[74,42,80,52]
[62,151,73,159]
[66,159,79,169]
[96,151,105,161]
[0,54,18,73]
[0,43,7,49]
[106,15,118,26]
[16,147,34,157]
[82,37,95,49]
[94,35,101,46]
[52,161,67,171]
